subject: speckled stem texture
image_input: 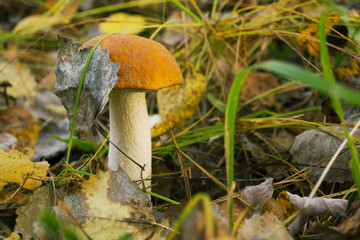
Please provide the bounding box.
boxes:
[108,90,151,186]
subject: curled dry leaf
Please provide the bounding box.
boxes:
[55,170,166,239]
[286,191,348,217]
[54,35,120,139]
[0,146,49,191]
[283,191,348,236]
[241,178,274,214]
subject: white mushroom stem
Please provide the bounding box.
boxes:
[108,89,151,186]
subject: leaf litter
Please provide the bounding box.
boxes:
[1,0,360,239]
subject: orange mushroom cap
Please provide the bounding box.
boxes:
[80,34,184,90]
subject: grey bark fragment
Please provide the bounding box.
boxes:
[54,35,120,139]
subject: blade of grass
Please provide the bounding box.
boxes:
[255,60,360,104]
[146,191,180,205]
[225,68,251,230]
[170,0,203,23]
[210,0,219,18]
[319,11,360,197]
[166,193,213,240]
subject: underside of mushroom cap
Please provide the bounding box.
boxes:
[80,34,184,90]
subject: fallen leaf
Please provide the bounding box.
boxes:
[14,187,56,240]
[3,232,21,240]
[285,191,348,236]
[0,106,39,148]
[276,190,298,219]
[0,60,36,99]
[241,178,274,214]
[99,12,146,35]
[237,212,293,240]
[0,190,31,205]
[0,146,49,191]
[55,170,166,239]
[155,62,206,137]
[287,191,348,216]
[290,118,360,183]
[240,72,279,109]
[329,207,360,238]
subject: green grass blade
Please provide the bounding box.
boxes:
[255,60,360,104]
[170,0,203,23]
[210,0,219,18]
[351,156,360,197]
[225,68,251,230]
[166,193,213,240]
[146,191,180,205]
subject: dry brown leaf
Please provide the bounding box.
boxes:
[287,191,348,216]
[240,72,279,109]
[241,178,274,214]
[0,106,39,147]
[330,207,360,238]
[0,146,49,191]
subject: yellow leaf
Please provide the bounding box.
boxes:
[151,115,181,138]
[57,170,165,239]
[276,190,298,219]
[99,12,146,35]
[0,60,36,98]
[3,232,21,240]
[154,62,206,137]
[0,146,49,191]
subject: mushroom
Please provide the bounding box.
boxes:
[80,34,184,186]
